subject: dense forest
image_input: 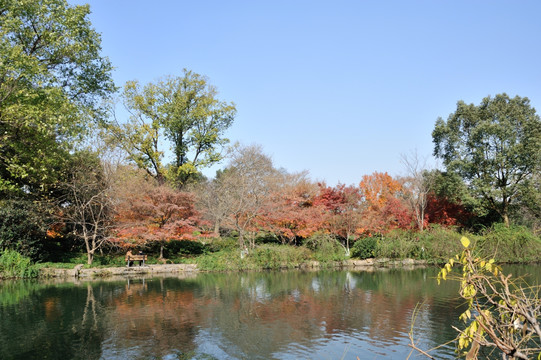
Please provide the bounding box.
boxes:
[1,0,540,267]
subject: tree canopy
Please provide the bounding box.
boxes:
[433,94,541,226]
[0,0,115,197]
[109,69,236,187]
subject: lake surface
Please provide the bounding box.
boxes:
[0,265,539,359]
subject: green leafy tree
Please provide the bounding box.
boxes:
[109,69,236,187]
[433,94,541,226]
[511,172,541,233]
[0,0,115,197]
[0,199,48,260]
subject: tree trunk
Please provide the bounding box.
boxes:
[213,221,220,237]
[83,228,94,265]
[238,229,244,249]
[501,200,510,227]
[503,213,510,227]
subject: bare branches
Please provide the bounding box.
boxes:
[410,237,540,359]
[401,150,432,231]
[57,157,115,264]
[434,238,540,359]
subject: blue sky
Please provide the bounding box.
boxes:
[73,0,541,186]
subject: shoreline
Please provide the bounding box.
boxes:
[37,258,429,280]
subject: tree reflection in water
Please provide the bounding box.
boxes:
[5,266,529,359]
[0,280,107,359]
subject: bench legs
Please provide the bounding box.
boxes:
[126,259,145,267]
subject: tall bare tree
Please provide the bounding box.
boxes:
[58,153,115,264]
[219,144,281,250]
[401,150,432,231]
[195,173,233,237]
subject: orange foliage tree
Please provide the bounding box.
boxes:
[111,170,202,258]
[314,183,362,254]
[358,172,413,234]
[259,179,325,244]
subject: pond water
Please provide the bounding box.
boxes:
[0,265,539,359]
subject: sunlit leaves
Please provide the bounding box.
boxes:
[460,236,470,248]
[434,236,540,358]
[358,172,413,234]
[0,0,114,196]
[111,69,236,187]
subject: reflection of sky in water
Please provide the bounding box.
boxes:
[254,280,271,302]
[311,277,320,292]
[194,329,241,360]
[346,271,357,289]
[290,288,301,302]
[272,331,406,360]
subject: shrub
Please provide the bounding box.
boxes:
[0,250,39,279]
[91,254,126,267]
[206,237,239,252]
[477,223,541,262]
[164,240,208,257]
[252,244,311,269]
[417,225,465,262]
[254,232,282,245]
[195,244,312,271]
[351,237,378,259]
[304,233,347,263]
[195,249,251,271]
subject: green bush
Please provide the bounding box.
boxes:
[205,237,239,252]
[304,233,347,263]
[195,244,312,271]
[477,223,541,262]
[91,254,126,267]
[164,240,208,257]
[375,230,420,259]
[368,225,541,263]
[417,225,465,262]
[254,232,282,245]
[252,244,311,269]
[351,237,378,259]
[195,248,251,271]
[0,250,39,279]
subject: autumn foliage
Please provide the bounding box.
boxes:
[110,170,205,255]
[356,172,413,235]
[91,161,471,258]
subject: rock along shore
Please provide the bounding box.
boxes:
[39,258,427,279]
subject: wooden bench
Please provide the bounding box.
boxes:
[125,254,147,267]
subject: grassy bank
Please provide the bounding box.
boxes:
[193,224,541,271]
[357,224,541,264]
[2,224,540,278]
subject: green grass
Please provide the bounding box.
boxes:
[194,244,314,271]
[348,224,541,264]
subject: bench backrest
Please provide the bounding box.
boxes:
[125,255,147,261]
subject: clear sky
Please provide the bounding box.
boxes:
[72,0,541,186]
